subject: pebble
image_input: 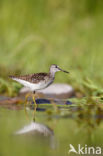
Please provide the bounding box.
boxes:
[19,83,74,99]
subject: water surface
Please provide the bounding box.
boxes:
[0,98,103,156]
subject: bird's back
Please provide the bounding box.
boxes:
[9,73,49,83]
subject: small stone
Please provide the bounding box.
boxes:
[19,83,74,99]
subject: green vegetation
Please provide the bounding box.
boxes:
[0,0,103,96]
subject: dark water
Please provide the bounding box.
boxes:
[0,97,103,156]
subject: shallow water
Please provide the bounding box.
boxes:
[0,98,103,156]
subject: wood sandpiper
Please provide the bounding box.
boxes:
[9,64,69,115]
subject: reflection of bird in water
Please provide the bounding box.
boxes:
[15,121,56,149]
[9,64,69,117]
[15,121,53,136]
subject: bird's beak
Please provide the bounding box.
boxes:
[58,67,69,73]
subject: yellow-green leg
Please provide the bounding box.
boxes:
[32,92,37,117]
[24,92,32,119]
[24,92,37,120]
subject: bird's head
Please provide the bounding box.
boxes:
[50,64,69,74]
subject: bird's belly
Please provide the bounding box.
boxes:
[37,80,53,90]
[28,80,53,91]
[12,78,53,91]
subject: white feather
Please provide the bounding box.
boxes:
[12,78,52,91]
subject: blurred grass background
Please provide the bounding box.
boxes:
[0,0,103,96]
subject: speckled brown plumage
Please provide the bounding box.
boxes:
[9,73,50,83]
[9,65,69,91]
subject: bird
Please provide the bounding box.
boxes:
[9,64,69,114]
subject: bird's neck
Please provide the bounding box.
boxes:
[49,70,56,78]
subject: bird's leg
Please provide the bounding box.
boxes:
[25,92,32,103]
[32,91,37,117]
[24,92,32,119]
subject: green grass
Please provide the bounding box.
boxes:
[0,0,103,95]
